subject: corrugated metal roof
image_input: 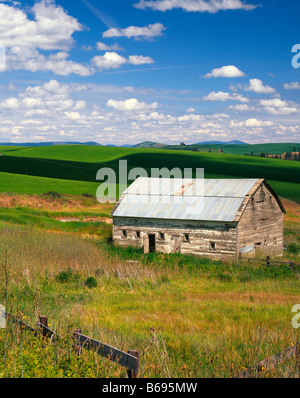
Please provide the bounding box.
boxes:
[112,177,260,222]
[123,177,258,198]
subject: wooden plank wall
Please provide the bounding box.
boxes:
[113,217,238,261]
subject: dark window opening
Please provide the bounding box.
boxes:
[184,234,190,242]
[255,242,261,248]
[209,242,216,251]
[159,232,165,240]
[136,231,140,238]
[122,230,127,237]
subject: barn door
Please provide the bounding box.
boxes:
[149,234,156,253]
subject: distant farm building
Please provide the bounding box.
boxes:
[265,151,300,160]
[111,178,285,261]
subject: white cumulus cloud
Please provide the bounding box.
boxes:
[283,82,300,90]
[128,55,155,65]
[259,98,298,115]
[134,0,257,13]
[204,65,245,78]
[245,78,276,94]
[203,91,249,102]
[228,104,252,112]
[107,98,158,111]
[0,97,20,109]
[96,42,124,51]
[92,52,127,70]
[103,23,166,40]
[92,52,155,70]
[0,0,82,50]
[6,48,94,76]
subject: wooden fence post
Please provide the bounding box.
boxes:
[38,315,48,327]
[127,350,139,378]
[296,342,300,371]
[73,328,82,356]
[38,315,49,337]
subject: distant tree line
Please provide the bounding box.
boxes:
[245,148,300,161]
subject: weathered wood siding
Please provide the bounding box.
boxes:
[237,183,284,257]
[113,217,238,261]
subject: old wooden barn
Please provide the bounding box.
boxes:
[111,177,285,261]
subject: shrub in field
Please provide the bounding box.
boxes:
[84,276,98,289]
[288,242,299,255]
[56,268,79,284]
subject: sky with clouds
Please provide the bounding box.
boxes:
[0,0,299,145]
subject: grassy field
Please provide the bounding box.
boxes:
[0,145,299,202]
[0,193,299,378]
[0,171,99,196]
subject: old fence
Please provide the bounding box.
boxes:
[235,342,300,378]
[4,312,300,378]
[243,256,300,268]
[5,313,139,378]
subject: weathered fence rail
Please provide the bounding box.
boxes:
[235,342,300,378]
[5,313,139,378]
[243,256,300,268]
[263,257,300,267]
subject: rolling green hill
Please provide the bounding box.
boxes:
[0,145,299,202]
[0,171,99,196]
[161,142,300,155]
[218,143,300,156]
[132,141,167,148]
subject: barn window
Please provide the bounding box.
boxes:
[159,232,165,240]
[269,196,272,203]
[122,230,127,237]
[255,242,261,248]
[136,231,141,238]
[209,242,216,251]
[273,237,277,245]
[184,234,190,242]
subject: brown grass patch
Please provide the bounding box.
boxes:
[55,217,113,224]
[0,192,114,212]
[282,197,300,224]
[186,291,300,305]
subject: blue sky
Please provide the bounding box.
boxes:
[0,0,299,145]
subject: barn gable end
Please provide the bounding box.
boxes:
[237,180,285,257]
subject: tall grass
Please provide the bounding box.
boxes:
[0,224,299,378]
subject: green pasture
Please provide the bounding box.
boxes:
[0,145,298,202]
